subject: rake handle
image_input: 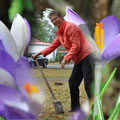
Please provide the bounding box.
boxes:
[35,59,57,100]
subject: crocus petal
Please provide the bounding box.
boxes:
[0,84,29,112]
[0,101,9,117]
[70,109,86,120]
[65,6,91,35]
[15,57,35,96]
[0,100,35,119]
[29,100,42,116]
[100,15,120,51]
[0,21,19,61]
[14,57,43,115]
[101,34,120,61]
[65,6,85,25]
[10,14,28,57]
[3,105,35,119]
[24,18,31,48]
[0,40,16,78]
[0,68,16,87]
[85,34,101,59]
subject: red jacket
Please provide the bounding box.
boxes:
[41,20,93,64]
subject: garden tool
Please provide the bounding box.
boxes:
[35,59,64,114]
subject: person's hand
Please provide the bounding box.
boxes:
[61,58,66,69]
[32,53,41,59]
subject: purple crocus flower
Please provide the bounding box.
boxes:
[65,7,120,119]
[10,14,31,58]
[0,14,30,61]
[0,14,44,118]
[65,7,120,63]
[0,41,43,117]
[0,13,31,87]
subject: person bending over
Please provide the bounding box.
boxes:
[32,10,95,112]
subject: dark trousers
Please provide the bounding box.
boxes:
[68,54,95,111]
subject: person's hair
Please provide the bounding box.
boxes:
[48,10,62,18]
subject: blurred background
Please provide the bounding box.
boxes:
[0,0,120,118]
[0,0,120,36]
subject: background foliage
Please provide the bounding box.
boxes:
[29,9,57,43]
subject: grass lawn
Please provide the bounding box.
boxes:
[32,68,88,120]
[32,68,73,78]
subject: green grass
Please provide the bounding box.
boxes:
[32,68,72,78]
